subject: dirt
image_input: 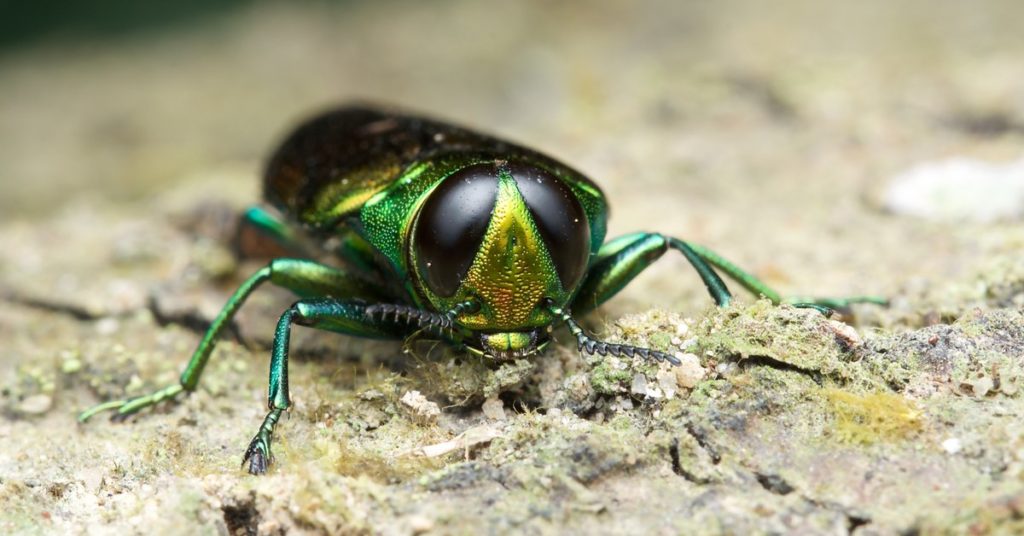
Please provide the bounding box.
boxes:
[3,1,1024,534]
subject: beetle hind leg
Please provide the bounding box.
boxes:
[682,242,888,310]
[572,232,886,315]
[78,384,186,423]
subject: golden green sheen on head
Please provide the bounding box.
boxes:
[434,172,566,330]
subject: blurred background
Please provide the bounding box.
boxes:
[2,0,1024,312]
[5,4,1024,532]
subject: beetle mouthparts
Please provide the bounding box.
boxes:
[478,330,541,360]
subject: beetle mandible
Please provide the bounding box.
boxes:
[79,105,884,474]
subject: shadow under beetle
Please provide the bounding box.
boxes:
[79,105,885,474]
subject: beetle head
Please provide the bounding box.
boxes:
[409,160,591,340]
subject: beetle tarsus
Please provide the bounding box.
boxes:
[549,303,682,366]
[242,440,270,475]
[242,407,283,476]
[78,383,185,423]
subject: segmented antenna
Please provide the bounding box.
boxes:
[364,301,477,338]
[545,301,682,366]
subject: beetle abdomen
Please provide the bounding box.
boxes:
[263,105,513,231]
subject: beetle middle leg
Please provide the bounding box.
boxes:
[571,232,885,314]
[77,258,393,422]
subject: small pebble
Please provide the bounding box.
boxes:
[828,320,862,348]
[400,390,441,424]
[409,515,434,535]
[674,353,707,389]
[95,317,120,335]
[482,397,506,420]
[614,396,634,411]
[942,437,963,454]
[17,394,53,415]
[970,377,994,398]
[656,369,678,399]
[630,374,649,396]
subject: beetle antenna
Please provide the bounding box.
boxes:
[364,302,475,340]
[442,300,477,339]
[544,301,681,366]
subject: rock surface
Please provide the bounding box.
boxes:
[3,1,1024,534]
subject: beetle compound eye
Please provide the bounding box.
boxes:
[413,164,500,297]
[509,164,591,291]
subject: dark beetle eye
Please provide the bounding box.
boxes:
[414,164,499,297]
[509,163,590,291]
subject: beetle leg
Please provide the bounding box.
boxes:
[572,233,731,313]
[683,242,888,310]
[545,301,680,365]
[78,258,394,423]
[238,206,313,256]
[241,298,414,474]
[572,232,886,314]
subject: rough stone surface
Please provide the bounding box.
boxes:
[3,2,1024,534]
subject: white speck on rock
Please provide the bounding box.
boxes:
[828,320,863,347]
[630,374,649,396]
[17,394,53,415]
[883,156,1024,223]
[80,466,105,492]
[942,437,963,454]
[409,515,435,534]
[95,317,120,335]
[969,377,995,398]
[400,390,440,424]
[657,369,678,399]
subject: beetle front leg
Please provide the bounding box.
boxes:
[78,258,392,422]
[241,298,410,474]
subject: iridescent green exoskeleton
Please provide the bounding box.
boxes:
[79,105,885,474]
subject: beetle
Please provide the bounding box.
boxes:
[78,105,884,474]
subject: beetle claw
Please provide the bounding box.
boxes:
[242,443,269,475]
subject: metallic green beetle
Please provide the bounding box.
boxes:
[79,105,884,474]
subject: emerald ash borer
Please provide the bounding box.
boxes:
[79,105,885,474]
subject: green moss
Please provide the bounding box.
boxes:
[823,389,922,444]
[316,435,445,483]
[648,331,672,352]
[697,300,849,375]
[588,357,633,395]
